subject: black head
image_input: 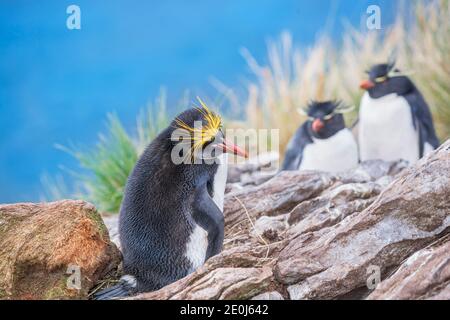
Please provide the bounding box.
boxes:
[145,101,247,189]
[361,62,414,98]
[169,102,247,164]
[299,101,351,139]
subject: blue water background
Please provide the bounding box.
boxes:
[0,0,396,202]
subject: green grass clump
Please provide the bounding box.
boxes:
[44,90,172,213]
[60,114,139,213]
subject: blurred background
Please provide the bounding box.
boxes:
[0,0,448,211]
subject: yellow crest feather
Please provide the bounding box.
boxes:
[174,97,222,156]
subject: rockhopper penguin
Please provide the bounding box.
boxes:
[358,61,439,163]
[94,100,247,299]
[281,101,358,172]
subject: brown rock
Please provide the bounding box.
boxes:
[129,266,273,300]
[125,157,412,300]
[0,200,121,299]
[118,141,449,300]
[287,180,388,236]
[227,152,279,184]
[224,171,336,228]
[367,236,450,300]
[251,291,284,300]
[224,158,407,229]
[276,142,450,299]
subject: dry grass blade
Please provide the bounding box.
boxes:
[233,196,270,265]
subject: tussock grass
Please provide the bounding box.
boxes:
[225,0,449,156]
[57,113,139,213]
[43,90,173,213]
[43,1,449,212]
[408,0,450,139]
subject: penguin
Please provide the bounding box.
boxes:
[94,99,247,299]
[358,61,440,163]
[281,100,358,173]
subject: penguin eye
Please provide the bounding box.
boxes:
[323,113,334,121]
[375,76,387,83]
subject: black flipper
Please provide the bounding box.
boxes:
[403,87,440,157]
[281,123,313,171]
[92,277,136,300]
[192,184,224,260]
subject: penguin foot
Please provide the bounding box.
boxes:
[93,275,136,300]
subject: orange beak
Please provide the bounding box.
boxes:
[360,79,375,90]
[220,138,248,158]
[312,119,325,133]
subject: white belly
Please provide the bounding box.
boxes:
[185,154,228,272]
[299,128,358,173]
[185,225,208,272]
[359,92,419,164]
[424,142,434,156]
[212,153,228,211]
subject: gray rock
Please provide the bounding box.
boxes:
[275,142,450,299]
[367,236,450,300]
[251,215,288,240]
[251,291,284,300]
[102,214,121,249]
[124,141,450,300]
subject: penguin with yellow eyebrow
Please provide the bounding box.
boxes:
[359,61,439,163]
[281,101,358,173]
[94,100,247,299]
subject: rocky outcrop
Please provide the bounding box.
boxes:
[128,266,273,300]
[128,140,449,300]
[3,142,447,300]
[227,152,278,187]
[0,200,121,299]
[367,235,450,300]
